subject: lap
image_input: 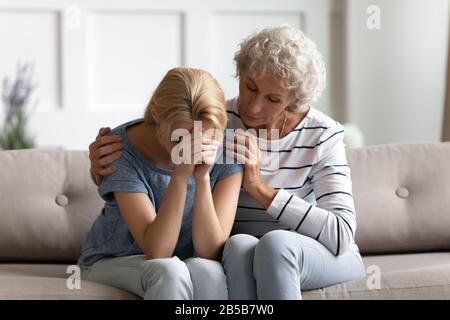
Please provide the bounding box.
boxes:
[81,255,228,299]
[80,255,189,297]
[254,230,366,290]
[184,257,228,299]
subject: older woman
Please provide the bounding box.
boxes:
[89,25,366,300]
[220,25,366,300]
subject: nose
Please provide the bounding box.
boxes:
[247,95,264,115]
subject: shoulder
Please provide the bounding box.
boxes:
[304,108,346,157]
[305,107,344,137]
[226,97,246,130]
[106,118,143,139]
[210,155,244,183]
[306,107,341,130]
[107,118,145,161]
[226,97,238,111]
[288,107,344,148]
[101,120,147,177]
[226,97,240,118]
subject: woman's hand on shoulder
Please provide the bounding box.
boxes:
[89,127,124,185]
[225,129,262,191]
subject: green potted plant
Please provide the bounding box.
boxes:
[0,62,36,150]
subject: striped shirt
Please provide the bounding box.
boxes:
[226,97,359,256]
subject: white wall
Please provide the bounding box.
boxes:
[346,0,449,146]
[1,0,448,149]
[0,0,331,150]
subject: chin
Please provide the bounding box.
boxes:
[242,116,264,128]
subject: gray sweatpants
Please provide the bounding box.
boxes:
[222,230,367,299]
[80,255,228,300]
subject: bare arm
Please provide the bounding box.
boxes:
[192,171,243,260]
[114,171,191,259]
[113,130,198,259]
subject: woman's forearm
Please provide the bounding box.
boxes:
[192,176,226,259]
[245,180,278,209]
[143,174,189,259]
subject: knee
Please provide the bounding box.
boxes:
[222,234,258,264]
[185,257,225,282]
[256,230,291,254]
[141,257,191,286]
[254,230,301,264]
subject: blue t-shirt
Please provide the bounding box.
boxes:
[78,118,243,266]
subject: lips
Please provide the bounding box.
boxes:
[244,113,264,121]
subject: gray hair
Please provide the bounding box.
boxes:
[234,25,326,112]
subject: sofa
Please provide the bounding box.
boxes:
[0,142,449,299]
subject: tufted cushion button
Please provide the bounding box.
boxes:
[55,194,69,206]
[396,187,409,198]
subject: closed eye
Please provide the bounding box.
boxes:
[268,96,280,103]
[246,83,257,91]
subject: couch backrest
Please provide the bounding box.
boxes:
[347,142,450,254]
[0,149,103,262]
[1,143,449,262]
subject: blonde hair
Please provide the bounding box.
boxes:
[234,25,326,112]
[144,67,227,141]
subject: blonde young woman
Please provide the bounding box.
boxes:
[89,25,366,300]
[77,68,243,300]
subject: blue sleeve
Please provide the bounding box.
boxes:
[211,134,244,182]
[213,161,244,183]
[98,151,148,202]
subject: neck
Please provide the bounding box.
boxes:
[245,111,307,140]
[244,112,287,140]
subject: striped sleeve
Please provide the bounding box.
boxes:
[266,123,356,256]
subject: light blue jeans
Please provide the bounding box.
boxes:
[80,255,228,300]
[222,230,367,300]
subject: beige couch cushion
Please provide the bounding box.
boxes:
[0,264,139,299]
[347,143,450,254]
[303,252,450,299]
[2,253,448,300]
[1,143,449,261]
[0,150,103,262]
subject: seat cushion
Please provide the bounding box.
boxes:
[0,264,139,299]
[303,252,450,299]
[2,253,450,299]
